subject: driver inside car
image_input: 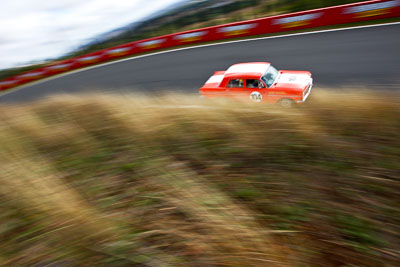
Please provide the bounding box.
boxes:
[247,79,258,88]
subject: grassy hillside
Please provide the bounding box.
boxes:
[1,90,400,266]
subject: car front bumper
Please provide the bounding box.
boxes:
[297,79,313,103]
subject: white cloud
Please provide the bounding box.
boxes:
[0,0,185,70]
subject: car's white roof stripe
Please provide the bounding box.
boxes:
[206,74,224,84]
[225,63,270,75]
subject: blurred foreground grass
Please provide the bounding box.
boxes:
[1,90,400,266]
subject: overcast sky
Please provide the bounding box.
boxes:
[0,0,187,70]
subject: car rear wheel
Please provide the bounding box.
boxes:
[279,98,295,108]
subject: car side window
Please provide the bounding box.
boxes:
[246,79,266,89]
[227,79,244,88]
[246,79,257,88]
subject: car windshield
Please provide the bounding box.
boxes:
[261,65,279,88]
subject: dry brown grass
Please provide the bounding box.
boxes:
[1,89,400,266]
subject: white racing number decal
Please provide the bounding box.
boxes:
[250,91,262,102]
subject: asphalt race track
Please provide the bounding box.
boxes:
[1,23,400,102]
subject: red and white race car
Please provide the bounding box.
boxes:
[199,62,312,107]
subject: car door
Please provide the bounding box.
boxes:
[245,79,268,102]
[225,78,247,99]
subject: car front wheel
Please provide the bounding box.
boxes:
[279,98,295,108]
